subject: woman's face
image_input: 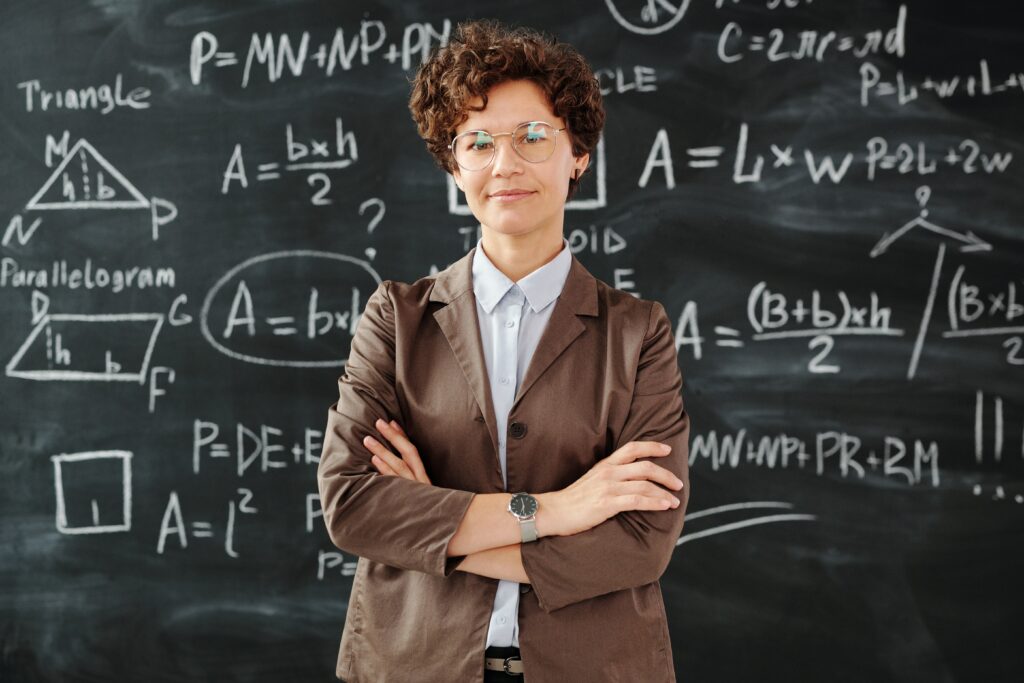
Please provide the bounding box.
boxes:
[451,79,589,242]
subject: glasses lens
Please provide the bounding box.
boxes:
[451,123,558,170]
[513,122,556,163]
[453,131,494,171]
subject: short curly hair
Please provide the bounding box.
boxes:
[407,19,605,201]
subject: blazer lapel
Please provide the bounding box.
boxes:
[430,245,599,458]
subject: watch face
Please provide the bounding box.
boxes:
[510,494,538,517]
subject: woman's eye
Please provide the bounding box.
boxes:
[467,132,493,152]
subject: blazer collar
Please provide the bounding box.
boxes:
[430,244,599,456]
[429,244,598,315]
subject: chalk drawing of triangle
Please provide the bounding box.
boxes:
[25,139,150,210]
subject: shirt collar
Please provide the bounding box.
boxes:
[472,236,572,314]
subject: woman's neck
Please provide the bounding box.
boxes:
[479,229,565,282]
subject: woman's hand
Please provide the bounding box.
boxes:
[363,418,433,485]
[538,441,684,537]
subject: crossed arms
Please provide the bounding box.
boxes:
[316,281,691,613]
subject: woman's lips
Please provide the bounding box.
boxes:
[489,191,535,203]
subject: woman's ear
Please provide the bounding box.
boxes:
[451,168,464,192]
[574,152,591,181]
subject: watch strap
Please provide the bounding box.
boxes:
[519,517,538,543]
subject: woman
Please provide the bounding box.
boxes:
[317,18,691,683]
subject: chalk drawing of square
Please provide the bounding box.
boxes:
[446,135,607,215]
[51,450,132,534]
[6,313,163,382]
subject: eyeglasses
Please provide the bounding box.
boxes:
[448,120,566,172]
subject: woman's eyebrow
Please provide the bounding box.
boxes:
[464,118,549,131]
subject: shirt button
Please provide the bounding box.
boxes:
[505,320,515,327]
[499,377,509,384]
[509,421,527,439]
[499,617,507,624]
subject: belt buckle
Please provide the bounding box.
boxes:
[503,655,522,676]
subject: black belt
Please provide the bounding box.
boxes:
[484,645,523,676]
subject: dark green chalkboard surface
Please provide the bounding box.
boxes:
[2,1,1022,681]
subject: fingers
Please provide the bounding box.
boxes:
[607,440,672,465]
[371,453,399,477]
[376,418,431,483]
[614,493,680,512]
[614,460,685,492]
[364,418,432,485]
[363,433,414,480]
[614,480,681,509]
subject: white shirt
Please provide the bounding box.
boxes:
[471,235,572,648]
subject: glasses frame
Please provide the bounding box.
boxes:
[448,120,567,172]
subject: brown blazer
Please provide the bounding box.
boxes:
[317,245,691,682]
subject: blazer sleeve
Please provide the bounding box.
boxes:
[317,280,477,577]
[520,300,691,613]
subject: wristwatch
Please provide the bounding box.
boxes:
[508,492,539,543]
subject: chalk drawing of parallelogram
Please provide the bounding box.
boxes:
[6,313,163,382]
[25,139,150,210]
[51,450,133,535]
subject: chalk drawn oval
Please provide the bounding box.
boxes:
[200,250,381,367]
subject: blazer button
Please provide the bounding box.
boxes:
[474,415,485,422]
[520,584,532,594]
[508,421,527,439]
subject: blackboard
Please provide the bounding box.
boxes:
[2,1,1022,681]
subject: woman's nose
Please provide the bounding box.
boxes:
[490,137,522,175]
